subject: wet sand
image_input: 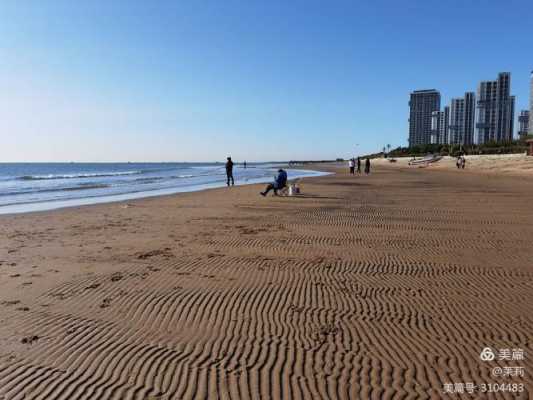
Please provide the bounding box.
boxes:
[0,164,532,399]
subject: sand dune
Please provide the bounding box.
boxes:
[0,165,532,399]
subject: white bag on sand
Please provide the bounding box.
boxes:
[288,184,300,196]
[288,185,295,196]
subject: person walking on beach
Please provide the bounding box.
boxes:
[365,158,371,174]
[225,157,234,186]
[260,169,287,196]
[348,159,355,174]
[357,157,361,174]
[243,161,247,169]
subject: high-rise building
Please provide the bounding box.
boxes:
[431,107,451,145]
[475,72,515,144]
[449,98,465,145]
[463,92,476,145]
[431,111,441,144]
[441,106,450,145]
[409,89,441,146]
[530,71,533,135]
[431,106,451,145]
[447,92,475,145]
[518,110,530,138]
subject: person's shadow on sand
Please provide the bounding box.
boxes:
[285,194,342,200]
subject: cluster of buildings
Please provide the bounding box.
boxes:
[408,71,533,147]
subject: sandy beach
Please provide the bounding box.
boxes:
[373,153,533,176]
[1,163,532,399]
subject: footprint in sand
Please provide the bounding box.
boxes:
[21,335,39,344]
[100,298,112,308]
[110,273,123,282]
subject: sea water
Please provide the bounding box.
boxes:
[0,163,326,214]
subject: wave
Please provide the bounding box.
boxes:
[18,171,142,181]
[134,177,166,183]
[0,184,110,197]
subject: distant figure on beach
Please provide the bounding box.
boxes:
[348,159,355,174]
[226,157,234,186]
[456,155,466,169]
[365,158,370,174]
[260,169,287,196]
[357,157,361,173]
[243,161,247,169]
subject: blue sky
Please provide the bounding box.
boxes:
[1,1,532,162]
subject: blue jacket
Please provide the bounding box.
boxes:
[274,170,287,189]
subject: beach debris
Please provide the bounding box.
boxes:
[1,300,21,306]
[85,283,101,290]
[207,252,224,258]
[136,248,173,260]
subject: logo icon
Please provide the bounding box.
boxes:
[480,347,495,361]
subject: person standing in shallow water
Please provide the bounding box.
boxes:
[225,157,234,186]
[357,157,361,174]
[365,158,370,174]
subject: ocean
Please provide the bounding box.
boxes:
[0,163,326,215]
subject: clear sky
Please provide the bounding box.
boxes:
[1,1,532,162]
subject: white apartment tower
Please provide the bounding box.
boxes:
[431,106,450,145]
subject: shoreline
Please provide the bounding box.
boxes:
[0,167,331,216]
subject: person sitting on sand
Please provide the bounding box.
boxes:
[226,157,234,186]
[260,169,288,196]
